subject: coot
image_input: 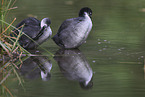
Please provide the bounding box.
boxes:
[52,7,92,49]
[12,17,52,49]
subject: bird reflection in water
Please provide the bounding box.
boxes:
[54,49,93,89]
[19,55,52,81]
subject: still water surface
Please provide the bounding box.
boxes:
[7,0,145,97]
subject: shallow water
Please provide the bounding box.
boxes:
[5,0,145,97]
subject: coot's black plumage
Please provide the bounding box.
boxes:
[52,7,93,49]
[12,17,52,49]
[54,49,93,89]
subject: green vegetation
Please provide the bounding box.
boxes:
[0,0,54,96]
[0,0,30,57]
[0,0,36,96]
[0,0,27,96]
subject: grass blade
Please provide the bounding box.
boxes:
[0,19,54,56]
[1,84,14,97]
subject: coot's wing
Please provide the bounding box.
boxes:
[22,25,41,39]
[57,17,83,34]
[12,17,41,48]
[57,18,75,34]
[12,17,41,38]
[52,18,76,47]
[18,24,41,47]
[16,17,40,27]
[54,17,85,48]
[20,17,44,40]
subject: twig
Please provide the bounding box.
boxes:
[10,0,17,9]
[0,41,11,57]
[8,6,18,10]
[0,69,11,84]
[1,18,16,34]
[12,63,19,69]
[18,51,23,68]
[1,84,14,97]
[12,46,19,54]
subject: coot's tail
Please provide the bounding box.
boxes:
[52,34,64,48]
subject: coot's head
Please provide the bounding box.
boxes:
[41,72,51,81]
[79,7,92,18]
[41,18,51,28]
[79,80,93,90]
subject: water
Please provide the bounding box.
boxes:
[5,0,145,97]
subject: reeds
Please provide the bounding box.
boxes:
[0,0,30,56]
[0,0,29,96]
[0,0,54,96]
[0,0,30,71]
